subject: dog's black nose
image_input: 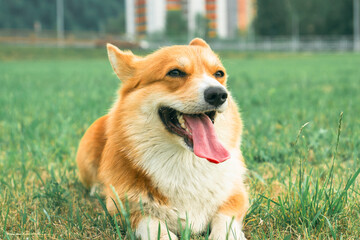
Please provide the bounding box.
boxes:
[204,87,228,107]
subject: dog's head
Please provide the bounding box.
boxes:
[107,38,234,164]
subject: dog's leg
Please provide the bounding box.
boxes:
[76,115,108,189]
[106,194,177,240]
[209,187,249,240]
[209,214,246,240]
[135,216,178,240]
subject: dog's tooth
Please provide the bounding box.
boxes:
[178,114,185,124]
[179,115,186,129]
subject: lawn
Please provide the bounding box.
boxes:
[0,46,359,239]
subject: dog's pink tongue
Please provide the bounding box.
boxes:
[183,114,230,164]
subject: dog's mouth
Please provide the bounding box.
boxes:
[158,107,230,164]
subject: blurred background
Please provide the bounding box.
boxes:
[0,0,359,51]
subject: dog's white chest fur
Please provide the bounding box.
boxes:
[139,147,245,233]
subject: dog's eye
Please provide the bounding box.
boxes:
[167,69,186,77]
[214,70,225,78]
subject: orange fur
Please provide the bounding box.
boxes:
[218,185,249,221]
[76,38,248,239]
[76,115,107,188]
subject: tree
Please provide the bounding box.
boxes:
[299,0,353,36]
[0,0,125,34]
[254,0,292,36]
[193,13,208,40]
[254,0,354,37]
[165,10,188,39]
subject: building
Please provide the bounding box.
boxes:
[125,0,254,39]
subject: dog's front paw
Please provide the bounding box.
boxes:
[209,230,246,240]
[136,217,178,240]
[156,230,178,240]
[210,214,246,240]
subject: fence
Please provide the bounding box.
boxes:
[0,29,359,52]
[150,36,358,52]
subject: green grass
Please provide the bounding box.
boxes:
[1,46,360,239]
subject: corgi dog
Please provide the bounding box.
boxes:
[76,38,248,240]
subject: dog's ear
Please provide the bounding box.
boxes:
[107,43,138,81]
[189,38,210,48]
